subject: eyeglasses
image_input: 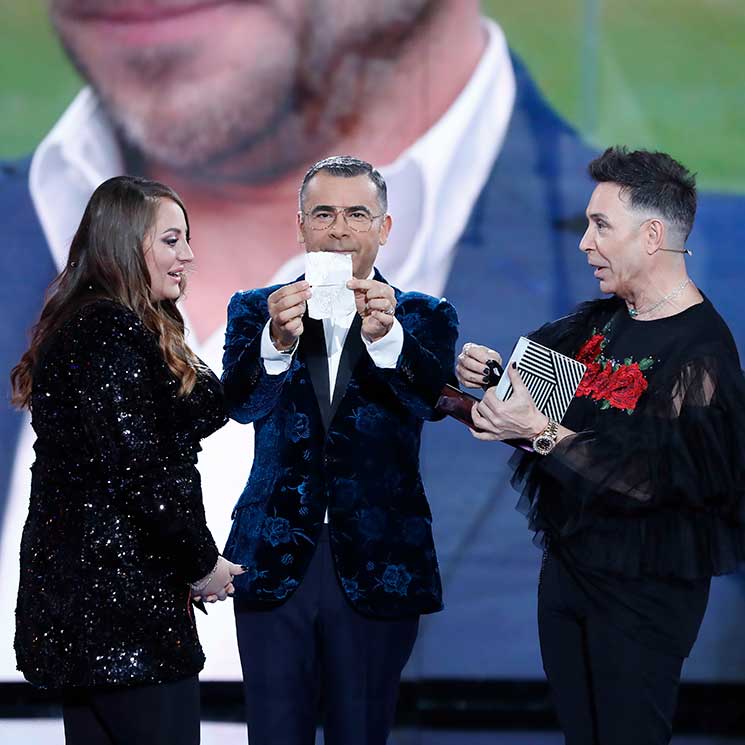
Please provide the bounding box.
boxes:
[302,206,385,233]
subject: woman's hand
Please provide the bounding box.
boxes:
[456,342,502,389]
[470,364,548,442]
[191,556,245,602]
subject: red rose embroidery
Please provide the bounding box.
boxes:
[574,330,653,412]
[576,333,604,364]
[576,361,601,397]
[604,363,648,411]
[590,361,615,401]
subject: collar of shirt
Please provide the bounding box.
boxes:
[28,18,514,365]
[29,89,124,273]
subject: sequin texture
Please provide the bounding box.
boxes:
[15,300,227,690]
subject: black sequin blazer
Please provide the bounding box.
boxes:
[15,300,227,690]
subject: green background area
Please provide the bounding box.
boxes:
[484,0,745,193]
[1,0,743,192]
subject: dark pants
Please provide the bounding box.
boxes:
[235,526,419,745]
[538,551,684,745]
[62,675,200,745]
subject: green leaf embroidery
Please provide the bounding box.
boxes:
[600,400,611,410]
[638,357,655,371]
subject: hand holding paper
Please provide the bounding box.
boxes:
[267,280,311,350]
[346,278,397,343]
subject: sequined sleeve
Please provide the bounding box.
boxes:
[76,307,219,583]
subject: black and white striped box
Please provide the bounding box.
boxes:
[494,337,586,424]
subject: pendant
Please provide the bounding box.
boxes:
[628,307,638,318]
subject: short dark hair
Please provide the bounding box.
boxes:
[299,155,387,213]
[588,146,697,242]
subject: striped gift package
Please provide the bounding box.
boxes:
[494,337,586,424]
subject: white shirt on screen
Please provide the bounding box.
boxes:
[0,19,515,681]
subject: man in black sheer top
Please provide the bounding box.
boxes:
[456,147,745,745]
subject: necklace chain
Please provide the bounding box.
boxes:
[628,278,691,318]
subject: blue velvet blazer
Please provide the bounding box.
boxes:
[221,273,458,618]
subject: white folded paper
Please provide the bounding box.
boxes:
[305,252,356,320]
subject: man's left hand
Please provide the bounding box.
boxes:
[347,278,397,343]
[470,364,548,441]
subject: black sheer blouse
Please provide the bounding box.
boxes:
[15,300,227,689]
[511,295,745,655]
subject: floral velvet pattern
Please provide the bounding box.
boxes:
[222,277,458,619]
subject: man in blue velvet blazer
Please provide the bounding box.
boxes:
[221,157,458,743]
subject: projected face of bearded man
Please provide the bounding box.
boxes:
[49,0,436,180]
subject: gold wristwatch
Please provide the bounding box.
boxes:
[532,419,559,456]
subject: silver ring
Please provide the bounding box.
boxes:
[384,306,395,316]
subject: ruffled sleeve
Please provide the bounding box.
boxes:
[511,311,745,579]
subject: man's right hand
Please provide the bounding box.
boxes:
[456,342,502,389]
[267,280,311,351]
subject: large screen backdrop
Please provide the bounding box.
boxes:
[1,0,744,684]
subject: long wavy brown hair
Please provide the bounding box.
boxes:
[11,175,203,408]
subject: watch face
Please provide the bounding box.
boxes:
[534,435,554,455]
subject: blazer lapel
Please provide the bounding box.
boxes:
[293,274,333,430]
[329,313,365,424]
[328,271,388,424]
[300,314,332,430]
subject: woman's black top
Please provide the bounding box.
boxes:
[15,300,227,690]
[512,295,745,657]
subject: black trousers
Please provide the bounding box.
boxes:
[62,674,200,745]
[538,551,685,745]
[234,526,419,745]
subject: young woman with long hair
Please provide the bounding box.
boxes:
[12,175,243,745]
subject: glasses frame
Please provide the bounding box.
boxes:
[301,206,386,233]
